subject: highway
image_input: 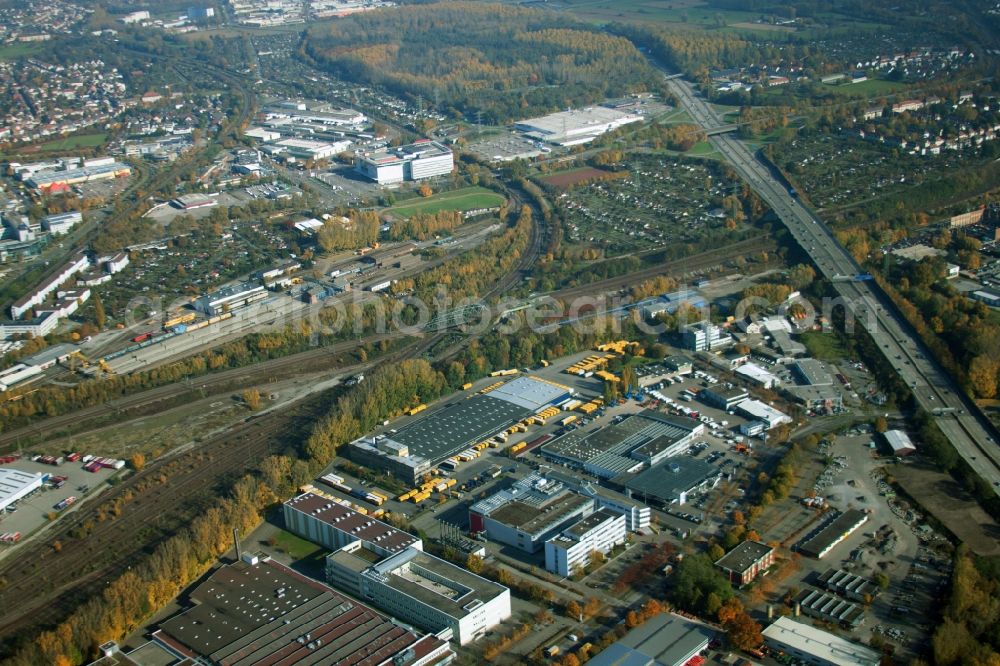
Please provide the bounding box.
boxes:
[663,73,1000,494]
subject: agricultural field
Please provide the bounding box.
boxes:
[543,153,752,258]
[384,187,506,218]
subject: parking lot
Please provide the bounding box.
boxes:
[0,457,119,557]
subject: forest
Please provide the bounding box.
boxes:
[302,2,662,123]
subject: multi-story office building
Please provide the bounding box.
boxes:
[356,140,453,184]
[544,508,627,577]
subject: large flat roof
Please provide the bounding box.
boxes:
[793,359,833,386]
[622,457,720,504]
[369,547,508,620]
[155,559,448,666]
[0,467,43,502]
[542,411,699,466]
[564,508,622,539]
[587,613,714,666]
[491,492,593,537]
[762,616,879,666]
[284,492,419,554]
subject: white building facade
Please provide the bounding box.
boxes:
[544,508,628,577]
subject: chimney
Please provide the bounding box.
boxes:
[233,528,242,561]
[794,602,801,617]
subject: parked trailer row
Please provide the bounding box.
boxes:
[0,533,22,543]
[54,496,77,511]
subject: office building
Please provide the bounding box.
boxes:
[150,556,453,666]
[586,613,715,666]
[193,281,267,316]
[469,473,595,552]
[545,471,650,532]
[41,211,82,235]
[283,492,422,557]
[545,508,627,576]
[762,616,879,666]
[715,540,774,586]
[326,541,510,645]
[10,253,90,319]
[355,140,453,184]
[680,320,732,352]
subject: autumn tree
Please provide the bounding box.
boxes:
[565,600,583,620]
[130,453,146,471]
[243,388,262,410]
[466,553,484,574]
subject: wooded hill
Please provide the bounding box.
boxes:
[302,2,661,123]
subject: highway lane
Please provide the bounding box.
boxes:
[663,74,1000,494]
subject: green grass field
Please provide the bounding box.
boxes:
[0,42,43,60]
[271,529,325,559]
[821,78,910,97]
[799,330,850,362]
[31,133,108,152]
[386,186,506,218]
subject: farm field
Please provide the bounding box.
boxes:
[385,186,506,218]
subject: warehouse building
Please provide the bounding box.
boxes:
[817,569,880,602]
[326,540,510,645]
[715,540,774,586]
[544,508,627,576]
[792,359,834,386]
[350,376,573,483]
[515,107,642,146]
[540,410,704,478]
[700,385,749,411]
[736,399,791,430]
[272,138,351,160]
[762,616,879,666]
[170,193,217,210]
[586,613,714,666]
[883,430,916,456]
[794,589,866,629]
[620,457,721,507]
[25,162,131,193]
[735,362,780,389]
[355,140,453,184]
[151,556,452,666]
[0,467,45,512]
[798,509,868,559]
[193,281,267,316]
[469,473,596,552]
[22,343,75,370]
[283,492,421,557]
[640,290,706,320]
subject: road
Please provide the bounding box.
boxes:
[662,72,1000,495]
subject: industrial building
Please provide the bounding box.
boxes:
[193,281,267,316]
[715,540,775,586]
[514,107,642,146]
[883,430,916,456]
[586,613,715,666]
[170,193,217,210]
[272,138,351,160]
[25,162,131,193]
[469,473,595,552]
[0,467,45,512]
[325,540,510,645]
[262,101,367,127]
[798,509,868,559]
[545,470,651,532]
[283,492,422,557]
[150,555,453,666]
[700,385,749,411]
[639,290,706,320]
[540,410,704,478]
[22,343,75,370]
[792,359,834,386]
[817,569,880,602]
[680,320,732,351]
[735,362,780,389]
[762,616,879,666]
[794,589,866,628]
[0,313,59,340]
[350,376,573,483]
[735,400,791,429]
[620,457,721,507]
[10,253,90,319]
[355,141,454,184]
[544,508,627,576]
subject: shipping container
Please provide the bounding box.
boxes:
[560,415,578,427]
[407,404,427,416]
[462,382,474,390]
[131,332,153,343]
[65,452,81,462]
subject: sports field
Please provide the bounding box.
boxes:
[385,187,506,217]
[32,133,108,152]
